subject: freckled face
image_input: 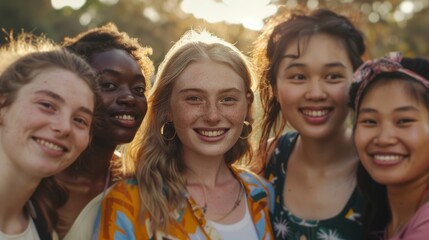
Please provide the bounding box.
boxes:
[276,34,354,139]
[354,80,429,186]
[169,59,249,160]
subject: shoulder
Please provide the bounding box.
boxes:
[101,178,141,215]
[401,202,429,237]
[105,178,139,198]
[408,202,429,227]
[233,167,275,210]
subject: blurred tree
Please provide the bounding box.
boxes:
[1,0,428,66]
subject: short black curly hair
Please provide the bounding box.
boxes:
[63,22,154,89]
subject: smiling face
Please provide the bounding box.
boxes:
[169,59,249,160]
[90,49,147,146]
[276,33,354,139]
[354,80,429,186]
[0,68,94,178]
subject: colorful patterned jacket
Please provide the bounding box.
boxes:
[93,167,275,240]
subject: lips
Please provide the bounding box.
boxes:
[197,129,226,137]
[110,110,140,128]
[33,137,67,152]
[114,114,135,121]
[300,108,331,117]
[301,109,330,117]
[369,152,407,166]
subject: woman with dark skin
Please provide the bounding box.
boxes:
[54,23,154,239]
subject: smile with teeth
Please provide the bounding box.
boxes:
[198,129,226,137]
[301,109,330,117]
[35,138,65,152]
[373,154,405,161]
[115,114,135,121]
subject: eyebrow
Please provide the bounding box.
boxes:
[97,69,145,81]
[35,90,94,115]
[178,87,243,94]
[282,59,347,71]
[359,106,420,114]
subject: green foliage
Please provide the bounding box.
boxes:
[1,0,428,68]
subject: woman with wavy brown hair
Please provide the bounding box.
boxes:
[94,29,274,240]
[252,7,366,239]
[0,34,98,240]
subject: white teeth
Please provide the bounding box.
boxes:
[115,114,135,121]
[200,130,225,137]
[36,139,64,152]
[373,154,403,161]
[302,109,329,117]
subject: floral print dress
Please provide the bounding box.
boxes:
[265,132,363,240]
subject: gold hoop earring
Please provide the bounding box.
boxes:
[239,121,252,139]
[161,122,176,141]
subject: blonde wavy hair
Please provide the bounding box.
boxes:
[124,29,256,232]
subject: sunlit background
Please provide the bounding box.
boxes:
[50,0,429,28]
[1,0,429,63]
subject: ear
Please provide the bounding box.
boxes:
[246,92,254,104]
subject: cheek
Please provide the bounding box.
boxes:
[276,86,299,110]
[353,127,370,157]
[138,99,148,115]
[330,83,351,104]
[75,131,91,153]
[222,107,247,124]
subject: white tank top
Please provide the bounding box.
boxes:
[208,195,259,240]
[0,218,40,240]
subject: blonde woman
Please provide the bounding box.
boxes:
[94,30,274,239]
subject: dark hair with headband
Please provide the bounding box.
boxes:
[252,7,366,171]
[349,53,429,239]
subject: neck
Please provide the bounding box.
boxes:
[296,127,355,167]
[387,177,429,237]
[63,141,116,181]
[183,154,232,188]
[0,165,39,227]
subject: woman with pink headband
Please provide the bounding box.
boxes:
[351,52,429,239]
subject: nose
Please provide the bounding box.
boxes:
[117,91,136,106]
[373,124,398,146]
[304,80,327,101]
[51,115,71,137]
[203,102,221,123]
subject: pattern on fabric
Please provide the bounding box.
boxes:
[265,132,363,240]
[94,168,274,240]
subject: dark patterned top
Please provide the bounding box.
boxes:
[265,132,363,240]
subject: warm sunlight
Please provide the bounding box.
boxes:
[180,0,277,31]
[51,0,86,10]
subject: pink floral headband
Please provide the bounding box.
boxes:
[353,52,429,111]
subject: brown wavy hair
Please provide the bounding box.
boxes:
[0,33,100,234]
[127,29,255,232]
[252,7,366,172]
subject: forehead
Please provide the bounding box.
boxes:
[20,68,94,107]
[90,49,142,74]
[283,33,351,64]
[361,80,423,109]
[173,59,245,92]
